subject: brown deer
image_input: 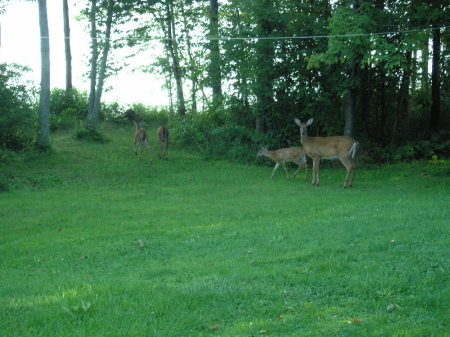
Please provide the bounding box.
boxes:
[134,122,152,162]
[257,147,308,180]
[157,125,169,160]
[294,118,358,188]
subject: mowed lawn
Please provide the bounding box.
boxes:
[1,123,449,337]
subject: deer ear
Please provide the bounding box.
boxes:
[294,118,301,126]
[307,118,314,125]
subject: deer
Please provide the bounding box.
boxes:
[257,147,308,180]
[133,122,152,162]
[157,125,169,160]
[294,118,358,188]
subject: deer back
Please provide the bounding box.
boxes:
[304,136,356,158]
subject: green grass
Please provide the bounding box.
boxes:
[1,123,449,336]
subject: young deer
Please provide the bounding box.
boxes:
[157,125,169,160]
[134,122,152,162]
[257,147,308,180]
[294,118,358,188]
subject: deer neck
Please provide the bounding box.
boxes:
[300,130,309,147]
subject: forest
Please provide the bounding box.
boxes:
[0,0,449,163]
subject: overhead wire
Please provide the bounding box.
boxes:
[38,24,448,42]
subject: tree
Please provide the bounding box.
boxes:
[209,0,222,110]
[36,0,51,150]
[86,0,115,130]
[430,25,441,132]
[63,0,72,92]
[254,0,275,134]
[164,0,186,115]
[86,0,99,131]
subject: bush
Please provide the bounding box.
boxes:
[74,129,109,143]
[208,124,264,161]
[171,113,264,162]
[0,63,37,152]
[0,173,9,192]
[50,88,88,131]
[170,114,213,152]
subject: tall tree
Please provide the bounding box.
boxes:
[63,0,72,92]
[86,0,99,130]
[36,0,51,149]
[430,25,441,131]
[254,0,275,134]
[86,0,115,130]
[163,0,186,115]
[209,0,222,110]
[93,0,114,124]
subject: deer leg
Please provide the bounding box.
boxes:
[339,156,353,188]
[348,161,356,187]
[304,162,308,181]
[292,165,301,179]
[292,160,306,179]
[281,162,289,179]
[312,158,320,185]
[270,163,281,179]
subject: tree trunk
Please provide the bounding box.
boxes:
[165,1,185,115]
[87,0,98,130]
[180,3,198,114]
[63,0,72,92]
[421,39,429,90]
[36,0,51,150]
[345,58,357,137]
[92,0,114,123]
[209,0,222,110]
[344,0,360,137]
[392,51,411,146]
[430,26,440,131]
[255,0,274,134]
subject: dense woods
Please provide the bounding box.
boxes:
[1,0,449,163]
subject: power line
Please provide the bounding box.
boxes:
[38,25,448,42]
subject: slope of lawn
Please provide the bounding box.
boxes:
[1,123,449,337]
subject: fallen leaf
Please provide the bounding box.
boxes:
[208,323,221,331]
[56,228,62,232]
[275,314,283,320]
[134,239,144,247]
[387,304,402,312]
[353,317,361,324]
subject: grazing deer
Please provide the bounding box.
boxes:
[157,125,169,160]
[134,122,152,162]
[294,118,358,188]
[257,147,308,180]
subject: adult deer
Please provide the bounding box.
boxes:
[257,147,308,180]
[134,122,152,162]
[157,125,169,160]
[294,118,358,188]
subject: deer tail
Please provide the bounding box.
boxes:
[349,142,358,159]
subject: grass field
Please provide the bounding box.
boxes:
[1,123,449,337]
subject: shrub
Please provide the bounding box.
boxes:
[0,63,37,152]
[208,124,264,162]
[49,88,88,131]
[170,114,213,152]
[74,129,109,143]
